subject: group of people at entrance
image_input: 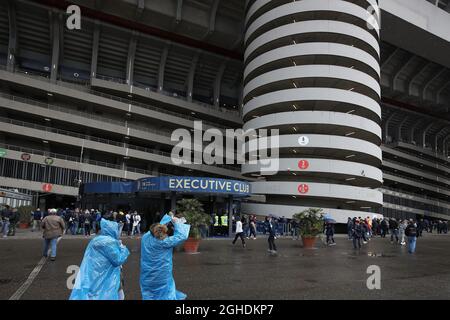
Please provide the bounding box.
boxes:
[347,217,419,254]
[30,207,143,238]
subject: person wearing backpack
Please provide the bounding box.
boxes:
[405,219,417,254]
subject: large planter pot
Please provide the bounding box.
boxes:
[184,238,201,254]
[302,236,317,249]
[18,222,29,229]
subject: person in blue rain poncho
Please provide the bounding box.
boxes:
[140,214,190,300]
[70,218,130,300]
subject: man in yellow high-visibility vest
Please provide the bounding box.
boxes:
[221,215,228,236]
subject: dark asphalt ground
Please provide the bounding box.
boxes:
[1,232,450,300]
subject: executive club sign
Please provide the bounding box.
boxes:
[137,176,251,196]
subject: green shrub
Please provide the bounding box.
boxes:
[292,208,324,237]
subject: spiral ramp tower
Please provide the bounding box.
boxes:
[241,0,383,222]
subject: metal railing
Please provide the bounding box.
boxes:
[97,74,240,116]
[10,68,227,129]
[0,92,172,137]
[0,116,240,172]
[0,142,154,175]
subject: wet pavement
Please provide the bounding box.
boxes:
[1,231,450,300]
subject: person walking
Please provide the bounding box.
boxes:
[8,208,18,236]
[72,209,80,235]
[125,211,132,237]
[380,218,388,238]
[291,219,299,240]
[325,221,336,246]
[84,211,92,236]
[352,219,363,250]
[346,217,353,240]
[265,216,277,254]
[1,205,12,238]
[405,219,418,254]
[132,211,141,236]
[41,209,65,261]
[389,218,399,244]
[79,211,86,236]
[70,218,130,300]
[249,215,257,239]
[117,211,125,236]
[31,208,43,232]
[399,219,407,246]
[232,217,246,248]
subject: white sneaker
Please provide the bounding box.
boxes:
[363,241,368,244]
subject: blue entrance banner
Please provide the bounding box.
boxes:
[82,176,251,197]
[137,176,251,196]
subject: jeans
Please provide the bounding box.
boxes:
[43,238,58,258]
[408,236,417,253]
[118,222,124,236]
[32,220,41,231]
[400,232,405,244]
[249,224,257,238]
[268,235,277,251]
[390,229,399,242]
[292,228,299,240]
[1,221,10,237]
[347,228,352,239]
[132,224,140,235]
[92,221,97,233]
[326,234,335,244]
[353,236,361,249]
[71,222,79,235]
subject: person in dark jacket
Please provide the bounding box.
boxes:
[8,208,18,236]
[352,219,363,249]
[1,206,12,238]
[347,218,353,240]
[389,218,399,243]
[380,218,388,238]
[265,216,277,254]
[325,222,336,246]
[405,220,417,254]
[32,208,43,232]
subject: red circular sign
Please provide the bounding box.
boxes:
[298,184,309,194]
[298,160,309,170]
[42,183,53,193]
[21,153,31,161]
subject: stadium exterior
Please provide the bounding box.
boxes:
[0,0,450,223]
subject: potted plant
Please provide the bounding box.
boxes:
[292,208,324,249]
[176,198,210,254]
[18,205,35,229]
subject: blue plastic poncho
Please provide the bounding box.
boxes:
[69,219,130,300]
[140,215,190,300]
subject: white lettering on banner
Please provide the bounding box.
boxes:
[165,178,249,194]
[191,180,199,189]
